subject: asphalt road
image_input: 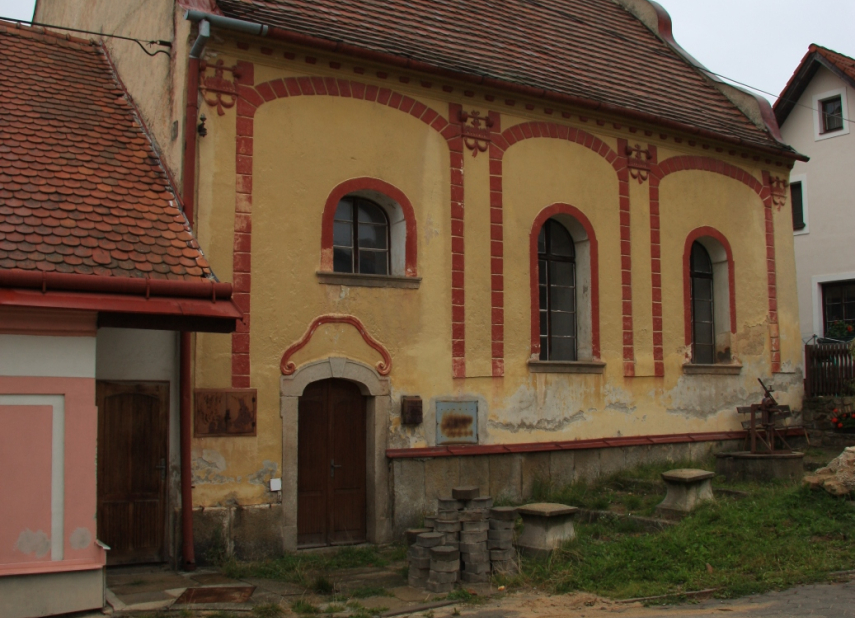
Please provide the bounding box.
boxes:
[403,580,855,618]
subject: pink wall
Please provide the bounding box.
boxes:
[0,376,104,576]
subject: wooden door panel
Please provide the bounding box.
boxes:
[297,382,329,547]
[297,379,367,547]
[329,380,366,544]
[97,382,168,565]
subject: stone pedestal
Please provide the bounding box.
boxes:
[515,503,578,557]
[656,468,714,520]
[715,452,804,482]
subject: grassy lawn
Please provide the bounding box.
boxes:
[500,457,855,600]
[221,544,406,587]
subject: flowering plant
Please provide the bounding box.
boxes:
[825,320,855,341]
[830,408,855,430]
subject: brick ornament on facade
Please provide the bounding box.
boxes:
[224,66,463,387]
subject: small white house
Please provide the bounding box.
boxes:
[776,45,855,342]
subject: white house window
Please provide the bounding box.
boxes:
[812,88,850,141]
[820,96,844,133]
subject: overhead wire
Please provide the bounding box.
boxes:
[0,16,171,56]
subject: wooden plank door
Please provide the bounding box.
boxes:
[97,381,169,565]
[297,379,366,547]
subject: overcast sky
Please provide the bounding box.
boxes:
[2,0,854,104]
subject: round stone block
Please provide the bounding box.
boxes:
[429,570,460,583]
[430,546,460,561]
[416,532,445,547]
[435,519,461,533]
[438,498,463,511]
[490,506,518,521]
[461,571,491,583]
[409,557,431,569]
[490,548,515,561]
[430,559,461,573]
[459,509,487,522]
[463,520,489,532]
[452,486,480,500]
[468,497,493,510]
[438,509,460,520]
[408,545,430,559]
[487,539,512,550]
[459,541,487,553]
[460,530,487,543]
[489,519,515,530]
[488,529,514,542]
[462,561,491,574]
[426,580,454,593]
[406,528,432,546]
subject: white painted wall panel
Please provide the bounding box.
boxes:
[0,335,96,378]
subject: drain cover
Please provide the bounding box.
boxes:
[175,585,255,604]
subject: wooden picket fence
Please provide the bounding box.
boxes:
[804,342,855,397]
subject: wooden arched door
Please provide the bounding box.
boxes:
[297,379,367,547]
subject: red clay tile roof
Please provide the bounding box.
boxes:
[775,44,855,126]
[0,21,214,281]
[215,0,787,153]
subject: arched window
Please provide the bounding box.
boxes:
[538,219,577,361]
[332,197,390,275]
[690,241,715,364]
[683,229,737,366]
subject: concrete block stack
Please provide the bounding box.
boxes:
[408,531,443,588]
[488,506,518,574]
[408,488,519,590]
[454,487,490,583]
[427,545,460,593]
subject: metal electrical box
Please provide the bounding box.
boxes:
[436,400,478,445]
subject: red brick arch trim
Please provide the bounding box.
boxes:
[491,122,630,375]
[320,178,419,277]
[649,156,778,375]
[530,204,600,360]
[228,62,464,387]
[683,227,737,347]
[280,314,392,376]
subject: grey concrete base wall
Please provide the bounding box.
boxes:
[0,569,104,618]
[391,439,742,537]
[192,503,285,565]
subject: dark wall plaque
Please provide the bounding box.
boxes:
[194,389,257,436]
[401,396,423,425]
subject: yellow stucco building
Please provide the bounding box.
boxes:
[35,0,805,561]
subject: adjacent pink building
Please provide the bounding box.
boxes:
[0,23,240,617]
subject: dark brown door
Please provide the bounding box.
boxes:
[97,381,169,565]
[297,379,366,547]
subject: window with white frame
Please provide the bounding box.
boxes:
[812,88,850,141]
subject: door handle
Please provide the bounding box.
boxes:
[156,458,166,480]
[330,459,343,478]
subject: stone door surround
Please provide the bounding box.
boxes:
[281,357,392,550]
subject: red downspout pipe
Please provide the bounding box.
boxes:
[180,19,210,572]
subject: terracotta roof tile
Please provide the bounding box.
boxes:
[0,22,214,281]
[216,0,782,151]
[776,44,855,126]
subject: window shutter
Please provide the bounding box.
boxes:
[790,182,805,231]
